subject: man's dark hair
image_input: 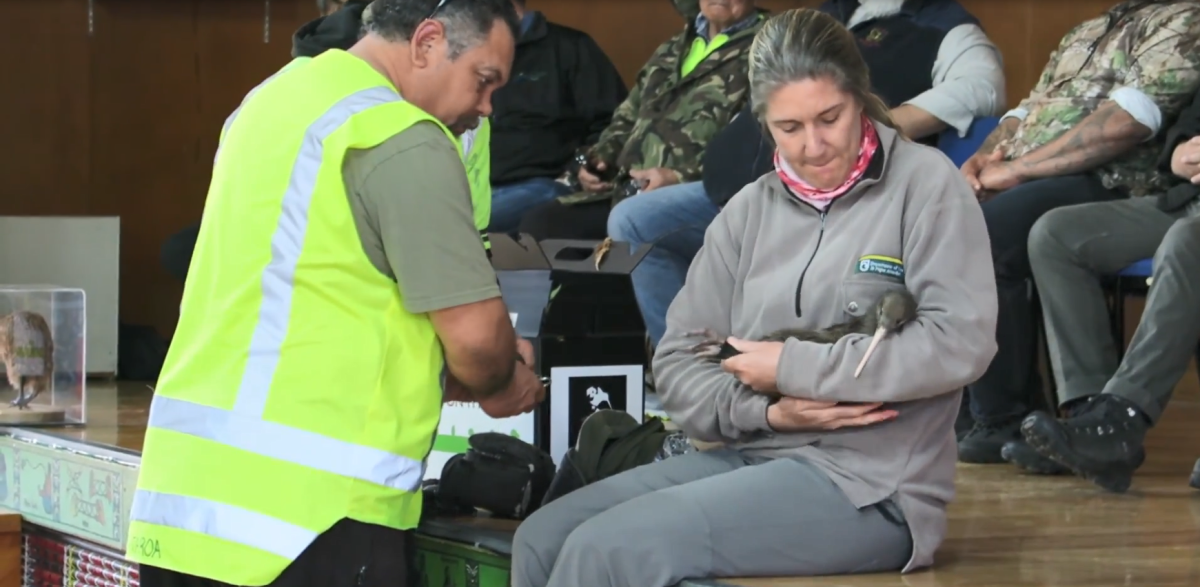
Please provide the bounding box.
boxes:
[366,0,521,58]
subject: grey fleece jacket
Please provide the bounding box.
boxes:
[652,121,998,573]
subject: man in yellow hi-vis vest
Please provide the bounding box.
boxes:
[129,2,544,586]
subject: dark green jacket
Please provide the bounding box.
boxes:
[560,0,766,206]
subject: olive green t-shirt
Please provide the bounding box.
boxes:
[341,121,500,314]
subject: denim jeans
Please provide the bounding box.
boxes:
[606,181,720,347]
[490,177,573,233]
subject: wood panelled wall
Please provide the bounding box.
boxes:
[0,0,1122,335]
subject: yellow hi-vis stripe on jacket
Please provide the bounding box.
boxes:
[126,49,451,586]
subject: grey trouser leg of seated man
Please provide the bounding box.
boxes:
[1028,197,1200,422]
[510,449,912,587]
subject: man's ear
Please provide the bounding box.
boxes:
[409,20,446,68]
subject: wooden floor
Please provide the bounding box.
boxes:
[42,365,1200,586]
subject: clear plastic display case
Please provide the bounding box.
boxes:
[0,285,86,425]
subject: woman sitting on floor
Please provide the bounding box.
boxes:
[510,9,998,586]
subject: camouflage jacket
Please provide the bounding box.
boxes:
[999,0,1200,197]
[558,0,766,206]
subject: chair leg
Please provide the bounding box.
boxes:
[1113,279,1127,362]
[1194,344,1200,389]
[1031,290,1057,414]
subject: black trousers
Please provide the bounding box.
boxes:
[140,519,414,587]
[517,199,610,240]
[967,174,1124,424]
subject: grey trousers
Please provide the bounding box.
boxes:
[510,449,912,587]
[1027,196,1200,423]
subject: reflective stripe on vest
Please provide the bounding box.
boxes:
[132,491,315,561]
[132,86,428,548]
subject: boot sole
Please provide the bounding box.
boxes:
[1000,443,1068,475]
[1020,416,1142,493]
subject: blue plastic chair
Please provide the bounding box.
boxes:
[1110,258,1200,386]
[1111,260,1154,360]
[938,116,1002,167]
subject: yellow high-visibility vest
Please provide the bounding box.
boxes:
[126,49,455,586]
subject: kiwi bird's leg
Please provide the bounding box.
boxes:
[854,327,888,379]
[11,376,25,409]
[21,380,41,408]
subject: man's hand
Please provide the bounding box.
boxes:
[720,338,784,393]
[766,397,899,432]
[1171,136,1200,184]
[629,168,681,192]
[978,160,1025,195]
[516,337,536,367]
[578,163,613,192]
[961,149,1004,195]
[443,374,474,404]
[478,362,545,419]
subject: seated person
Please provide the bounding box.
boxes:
[1005,85,1200,493]
[509,9,997,586]
[516,0,766,240]
[955,0,1200,464]
[316,0,347,16]
[487,0,628,233]
[608,0,1004,349]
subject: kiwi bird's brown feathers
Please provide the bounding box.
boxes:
[0,311,55,401]
[691,289,918,361]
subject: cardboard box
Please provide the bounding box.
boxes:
[431,234,653,469]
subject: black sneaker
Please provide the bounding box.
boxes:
[1001,440,1069,475]
[1021,395,1149,493]
[958,417,1023,464]
[1190,458,1200,490]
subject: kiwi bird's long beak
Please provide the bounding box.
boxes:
[854,327,887,379]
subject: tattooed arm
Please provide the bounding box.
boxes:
[975,116,1020,156]
[1007,101,1152,180]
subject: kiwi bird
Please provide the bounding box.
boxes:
[0,311,55,410]
[688,288,918,379]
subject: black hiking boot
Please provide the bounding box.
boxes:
[1021,395,1149,493]
[1000,397,1097,475]
[958,417,1023,464]
[1001,440,1069,475]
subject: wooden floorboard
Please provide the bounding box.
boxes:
[701,369,1200,586]
[48,361,1200,586]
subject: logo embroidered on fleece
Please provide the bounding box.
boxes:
[856,255,904,279]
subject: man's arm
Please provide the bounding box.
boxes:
[897,24,1005,140]
[776,155,998,403]
[568,34,630,146]
[1010,9,1200,181]
[353,122,517,399]
[652,195,773,443]
[973,116,1019,157]
[590,42,672,163]
[1006,101,1152,180]
[979,37,1068,154]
